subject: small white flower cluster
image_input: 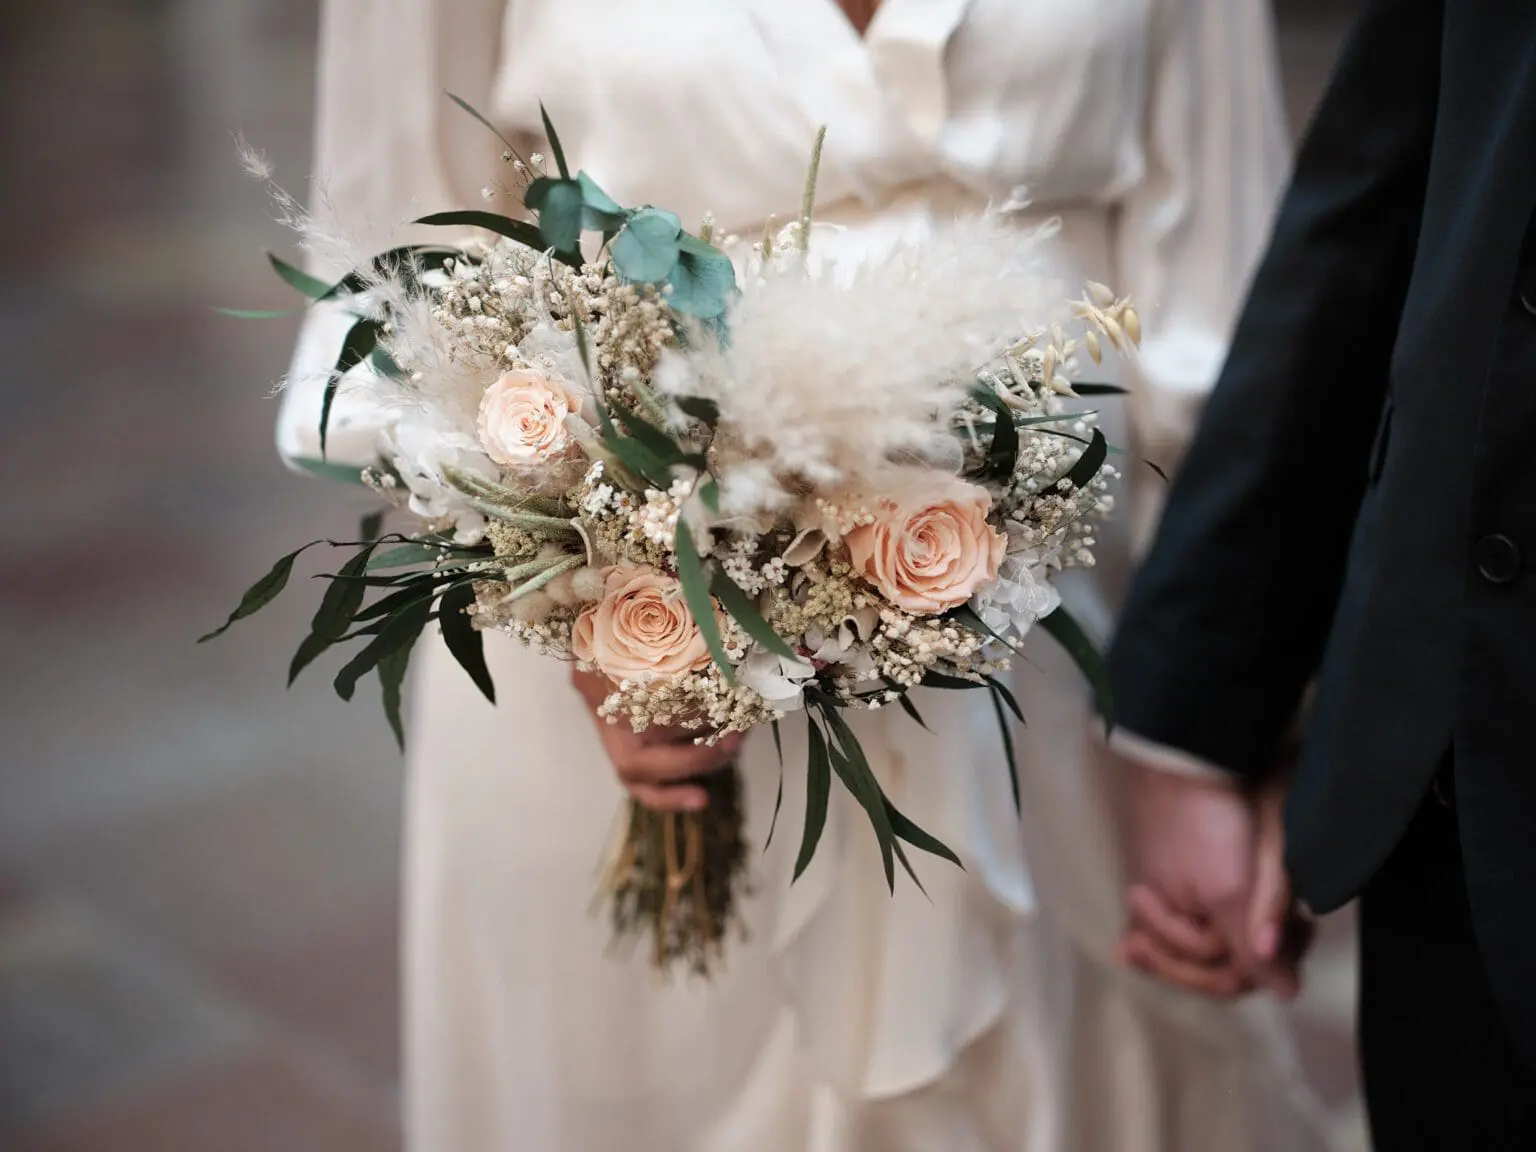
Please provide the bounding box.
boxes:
[719,538,788,596]
[633,479,692,552]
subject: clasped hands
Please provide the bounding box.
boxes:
[1118,756,1315,1000]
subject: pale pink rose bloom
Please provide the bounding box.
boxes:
[571,603,597,664]
[845,479,1007,615]
[578,565,715,684]
[476,368,584,467]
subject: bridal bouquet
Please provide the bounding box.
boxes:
[207,104,1139,975]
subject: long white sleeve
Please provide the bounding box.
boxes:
[1113,0,1291,549]
[275,0,511,468]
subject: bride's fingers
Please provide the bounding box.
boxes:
[626,781,710,813]
[1126,885,1230,963]
[641,724,744,754]
[1119,929,1255,999]
[617,738,735,783]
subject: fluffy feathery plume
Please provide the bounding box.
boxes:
[656,214,1067,518]
[233,133,374,277]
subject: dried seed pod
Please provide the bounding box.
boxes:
[1086,280,1116,308]
[1122,307,1142,346]
[1084,329,1103,364]
[1101,314,1126,350]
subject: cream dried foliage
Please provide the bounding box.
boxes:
[238,136,505,458]
[656,214,1066,518]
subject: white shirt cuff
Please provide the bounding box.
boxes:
[1102,728,1236,786]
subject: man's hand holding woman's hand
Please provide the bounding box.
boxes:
[1117,755,1315,1002]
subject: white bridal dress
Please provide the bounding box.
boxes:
[279,1,1341,1149]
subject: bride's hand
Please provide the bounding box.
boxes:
[572,668,741,813]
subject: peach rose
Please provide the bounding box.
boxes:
[845,479,1006,615]
[477,368,583,467]
[571,565,715,684]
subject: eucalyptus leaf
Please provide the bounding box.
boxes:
[447,91,520,152]
[311,570,425,588]
[675,232,724,259]
[267,252,329,300]
[378,639,414,751]
[795,718,832,881]
[599,428,672,490]
[667,247,736,319]
[1039,605,1115,731]
[576,171,628,231]
[337,618,389,644]
[214,306,302,320]
[896,693,931,732]
[611,209,681,283]
[988,685,1021,814]
[820,709,896,890]
[592,393,675,487]
[367,542,464,570]
[1062,427,1108,492]
[370,346,404,379]
[526,177,584,254]
[970,384,1019,478]
[288,543,379,686]
[321,245,460,302]
[286,630,333,689]
[983,674,1025,725]
[674,521,732,681]
[320,317,382,458]
[606,400,684,466]
[288,456,369,487]
[885,799,963,869]
[675,396,720,427]
[946,602,1022,656]
[708,571,796,659]
[569,308,594,382]
[539,101,571,179]
[919,670,983,691]
[334,598,432,702]
[415,210,582,268]
[438,583,496,704]
[765,720,786,851]
[198,541,321,642]
[698,479,720,512]
[890,838,925,895]
[351,570,463,624]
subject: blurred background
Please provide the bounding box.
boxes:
[0,1,1362,1148]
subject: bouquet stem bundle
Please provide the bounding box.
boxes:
[602,768,749,976]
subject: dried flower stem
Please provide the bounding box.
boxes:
[508,554,583,601]
[798,126,827,255]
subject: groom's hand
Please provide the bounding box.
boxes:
[1245,775,1315,996]
[1117,758,1309,1000]
[1118,761,1260,998]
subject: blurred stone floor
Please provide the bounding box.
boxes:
[0,1,1364,1149]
